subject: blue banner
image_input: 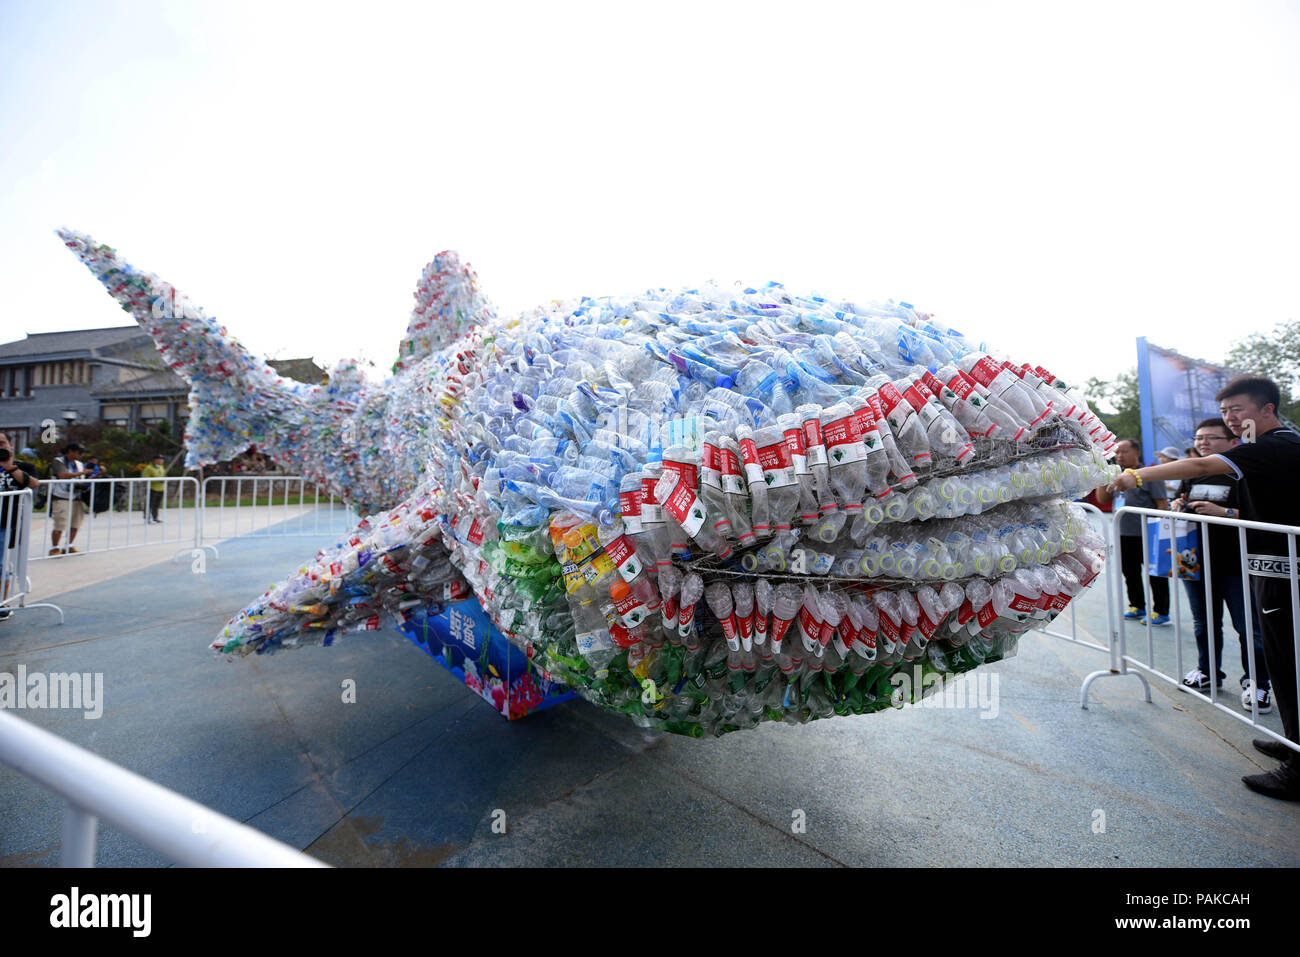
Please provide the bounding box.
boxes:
[1136,339,1245,462]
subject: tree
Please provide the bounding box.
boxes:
[1225,319,1300,423]
[1084,368,1141,445]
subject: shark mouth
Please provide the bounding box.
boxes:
[59,228,1114,736]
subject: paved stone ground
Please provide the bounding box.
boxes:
[1,523,1296,867]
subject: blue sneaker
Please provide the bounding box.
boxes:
[1149,614,1171,626]
[1123,606,1145,620]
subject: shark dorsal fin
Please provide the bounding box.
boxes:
[395,251,494,373]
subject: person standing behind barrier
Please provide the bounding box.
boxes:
[142,453,166,524]
[1095,438,1171,625]
[1109,376,1300,801]
[0,432,39,622]
[49,442,87,555]
[1170,418,1270,711]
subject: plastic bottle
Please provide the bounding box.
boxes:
[769,582,803,656]
[777,411,821,526]
[869,376,933,468]
[817,589,847,658]
[956,353,1052,432]
[864,391,917,488]
[717,435,755,548]
[655,457,731,559]
[753,578,773,651]
[734,425,771,541]
[678,571,705,648]
[635,464,674,575]
[819,402,869,528]
[732,581,756,653]
[753,424,800,564]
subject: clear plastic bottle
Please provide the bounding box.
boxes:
[819,402,869,522]
[732,581,756,653]
[769,582,803,656]
[817,589,846,659]
[753,424,801,564]
[718,435,756,548]
[654,458,731,559]
[777,411,821,526]
[864,391,917,488]
[705,581,741,652]
[677,571,705,649]
[734,425,771,541]
[870,376,933,468]
[936,363,1027,440]
[753,578,773,651]
[956,353,1052,432]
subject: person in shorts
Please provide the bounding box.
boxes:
[49,442,87,555]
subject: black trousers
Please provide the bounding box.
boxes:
[148,489,163,521]
[1254,578,1299,767]
[1120,534,1169,616]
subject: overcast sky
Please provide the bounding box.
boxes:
[2,0,1296,391]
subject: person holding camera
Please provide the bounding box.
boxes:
[49,442,87,555]
[0,432,39,620]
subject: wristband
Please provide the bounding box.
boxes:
[1123,468,1143,488]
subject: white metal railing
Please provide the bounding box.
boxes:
[0,488,64,622]
[1033,501,1114,657]
[0,708,327,867]
[31,476,202,561]
[1086,504,1300,755]
[25,474,352,563]
[200,475,350,541]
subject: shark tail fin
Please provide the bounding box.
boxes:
[57,228,313,467]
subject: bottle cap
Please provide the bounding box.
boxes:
[610,579,630,600]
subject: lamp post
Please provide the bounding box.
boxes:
[61,409,78,445]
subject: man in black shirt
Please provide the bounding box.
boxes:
[1109,376,1300,801]
[1171,418,1271,708]
[0,431,40,621]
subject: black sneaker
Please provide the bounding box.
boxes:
[0,609,11,621]
[1180,669,1216,691]
[1242,763,1300,801]
[1253,738,1296,761]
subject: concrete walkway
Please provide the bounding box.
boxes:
[22,503,352,603]
[1,524,1296,867]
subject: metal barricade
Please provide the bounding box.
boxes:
[1033,501,1114,657]
[31,476,202,561]
[0,488,64,622]
[200,475,350,543]
[1088,504,1300,756]
[0,708,325,867]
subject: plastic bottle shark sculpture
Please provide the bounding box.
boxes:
[58,228,1119,736]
